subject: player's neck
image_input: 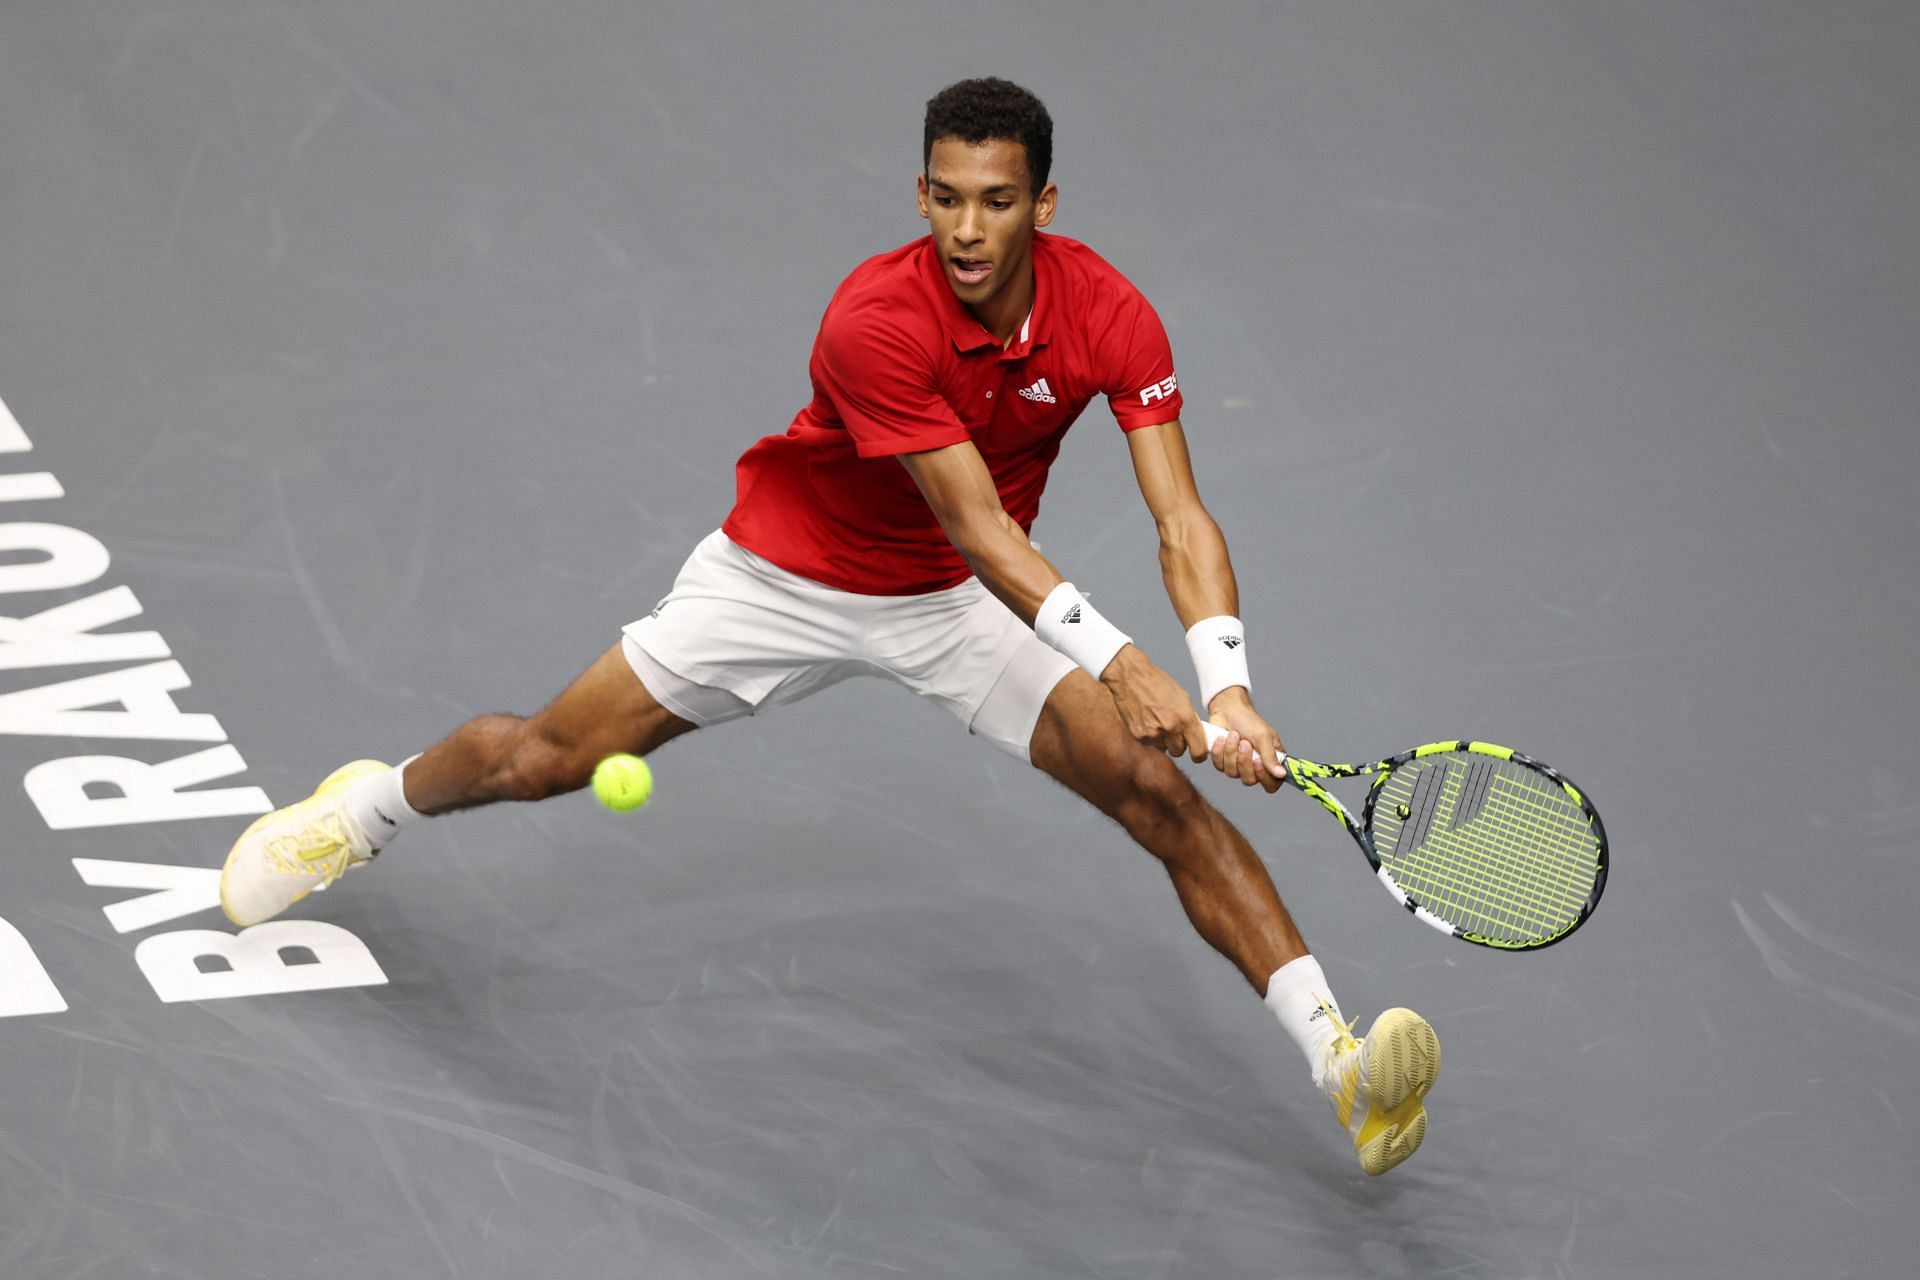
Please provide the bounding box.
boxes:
[965,258,1036,348]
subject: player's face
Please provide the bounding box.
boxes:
[917,136,1058,311]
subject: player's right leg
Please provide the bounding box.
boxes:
[220,643,699,927]
[222,529,863,928]
[399,642,698,815]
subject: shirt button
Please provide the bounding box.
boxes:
[986,390,994,398]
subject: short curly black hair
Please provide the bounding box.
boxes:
[923,77,1053,195]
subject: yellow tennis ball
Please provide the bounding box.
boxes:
[592,754,653,812]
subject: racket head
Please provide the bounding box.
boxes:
[1356,741,1608,950]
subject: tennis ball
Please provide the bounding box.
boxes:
[592,754,653,812]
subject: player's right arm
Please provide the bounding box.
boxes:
[899,441,1208,760]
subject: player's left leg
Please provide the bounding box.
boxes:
[889,582,1308,990]
[1027,671,1305,984]
[1023,672,1438,1172]
[1020,672,1439,1175]
[877,580,1440,1173]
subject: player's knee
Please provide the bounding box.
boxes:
[1116,747,1205,845]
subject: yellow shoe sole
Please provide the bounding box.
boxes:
[1353,1008,1441,1176]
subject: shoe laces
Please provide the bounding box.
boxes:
[1320,999,1361,1054]
[1315,999,1365,1100]
[263,809,369,882]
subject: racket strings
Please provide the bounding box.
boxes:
[1372,757,1599,943]
[1420,788,1591,932]
[1407,793,1592,937]
[1397,789,1590,937]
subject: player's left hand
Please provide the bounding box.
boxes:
[1206,689,1286,793]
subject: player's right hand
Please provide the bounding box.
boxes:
[1204,689,1286,794]
[1099,645,1210,761]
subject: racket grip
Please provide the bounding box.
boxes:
[1199,721,1289,773]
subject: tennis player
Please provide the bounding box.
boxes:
[222,78,1439,1175]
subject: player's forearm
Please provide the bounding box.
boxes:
[942,507,1065,624]
[1158,508,1257,715]
[1156,506,1241,629]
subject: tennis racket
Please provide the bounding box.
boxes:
[1202,723,1607,950]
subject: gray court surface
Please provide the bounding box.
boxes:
[4,3,1918,1277]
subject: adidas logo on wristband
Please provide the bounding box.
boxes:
[1188,614,1250,710]
[1038,584,1132,681]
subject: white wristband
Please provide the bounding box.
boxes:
[1036,582,1132,679]
[1185,614,1250,710]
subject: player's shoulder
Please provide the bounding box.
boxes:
[1036,233,1145,291]
[818,239,943,344]
[828,239,939,317]
[1035,233,1152,312]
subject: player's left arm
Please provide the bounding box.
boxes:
[1126,418,1286,791]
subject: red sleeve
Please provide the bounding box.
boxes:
[1099,289,1184,431]
[814,301,972,459]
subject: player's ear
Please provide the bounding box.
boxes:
[1032,181,1058,229]
[916,171,931,221]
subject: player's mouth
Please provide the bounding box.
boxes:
[950,256,993,286]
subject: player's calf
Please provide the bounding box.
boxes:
[222,642,695,926]
[437,714,591,807]
[220,725,600,928]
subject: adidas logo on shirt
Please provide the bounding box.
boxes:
[1018,377,1057,404]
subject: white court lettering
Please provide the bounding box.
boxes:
[0,473,64,503]
[0,396,30,452]
[28,745,272,830]
[0,523,112,596]
[0,586,171,671]
[0,660,227,741]
[0,392,387,1012]
[73,859,224,934]
[136,922,389,1003]
[0,916,68,1018]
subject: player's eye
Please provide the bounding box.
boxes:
[989,201,1012,211]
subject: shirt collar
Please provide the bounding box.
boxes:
[918,233,1055,358]
[1006,234,1054,358]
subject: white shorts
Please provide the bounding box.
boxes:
[622,530,1077,761]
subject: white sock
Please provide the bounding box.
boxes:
[343,755,425,849]
[1264,955,1346,1085]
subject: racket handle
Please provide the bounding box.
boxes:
[1199,721,1289,773]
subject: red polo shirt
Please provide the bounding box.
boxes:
[722,232,1184,594]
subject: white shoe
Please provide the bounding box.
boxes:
[1319,1005,1441,1176]
[220,760,389,927]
